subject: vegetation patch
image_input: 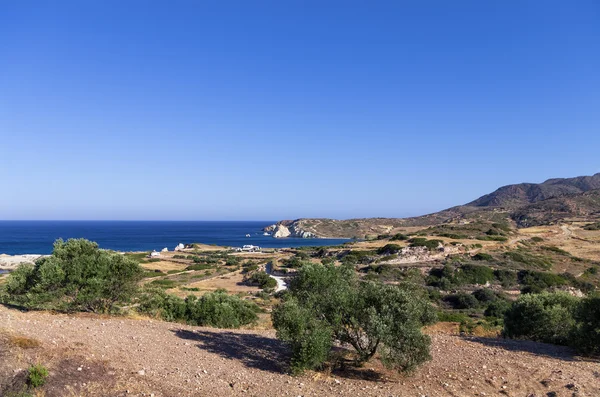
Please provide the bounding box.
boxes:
[138,288,260,328]
[1,239,142,313]
[408,238,443,250]
[272,263,436,374]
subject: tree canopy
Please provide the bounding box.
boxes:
[3,238,142,312]
[272,263,436,374]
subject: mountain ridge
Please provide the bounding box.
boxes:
[264,172,600,238]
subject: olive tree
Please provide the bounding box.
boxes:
[272,263,436,374]
[3,238,142,312]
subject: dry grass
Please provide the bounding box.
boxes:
[8,334,42,349]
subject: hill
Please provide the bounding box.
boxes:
[467,173,600,208]
[265,173,600,238]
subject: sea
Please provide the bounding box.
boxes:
[0,221,350,255]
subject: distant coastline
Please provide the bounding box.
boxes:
[0,221,350,256]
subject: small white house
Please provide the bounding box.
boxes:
[150,251,160,258]
[161,247,168,252]
[174,243,185,251]
[241,245,261,252]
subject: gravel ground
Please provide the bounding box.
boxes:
[0,305,598,397]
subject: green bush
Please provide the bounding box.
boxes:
[436,310,471,323]
[247,271,277,290]
[472,252,493,261]
[530,236,544,243]
[391,233,408,241]
[541,246,571,256]
[494,269,518,288]
[149,279,178,289]
[505,250,553,270]
[409,238,443,250]
[503,292,579,345]
[137,289,259,328]
[571,294,600,355]
[272,263,436,374]
[518,270,568,294]
[444,293,480,309]
[27,364,49,388]
[3,239,142,313]
[484,300,511,318]
[340,250,375,266]
[583,222,600,231]
[472,288,498,303]
[377,244,402,255]
[455,264,494,285]
[225,256,241,266]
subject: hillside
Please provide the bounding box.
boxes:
[468,173,600,208]
[265,173,600,238]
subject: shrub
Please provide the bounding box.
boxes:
[391,233,408,241]
[503,292,579,345]
[436,311,471,323]
[455,264,494,285]
[530,236,544,243]
[583,222,600,231]
[444,293,480,309]
[377,244,402,255]
[27,364,49,388]
[518,270,568,294]
[137,289,259,328]
[505,250,553,270]
[409,238,443,250]
[247,271,277,290]
[185,291,259,328]
[494,269,518,288]
[484,300,511,318]
[3,239,142,313]
[225,256,241,266]
[272,263,436,374]
[472,253,493,261]
[340,250,376,266]
[571,294,600,355]
[472,288,498,303]
[541,246,571,256]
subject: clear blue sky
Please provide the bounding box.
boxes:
[1,1,599,220]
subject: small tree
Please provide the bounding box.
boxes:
[571,294,600,355]
[272,263,436,374]
[503,292,578,345]
[3,238,142,312]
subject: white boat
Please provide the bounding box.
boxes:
[245,234,251,237]
[263,232,270,236]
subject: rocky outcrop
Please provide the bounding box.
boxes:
[265,220,318,238]
[272,224,291,238]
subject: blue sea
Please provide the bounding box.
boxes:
[0,221,350,255]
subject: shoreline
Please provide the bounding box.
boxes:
[0,254,45,270]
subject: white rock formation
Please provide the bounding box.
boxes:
[272,224,291,238]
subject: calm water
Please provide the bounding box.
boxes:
[0,221,349,255]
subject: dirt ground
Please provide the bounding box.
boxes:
[1,305,598,397]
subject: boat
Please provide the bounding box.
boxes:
[245,234,251,237]
[263,232,270,236]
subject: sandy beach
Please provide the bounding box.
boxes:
[0,254,43,270]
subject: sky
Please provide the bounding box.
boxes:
[1,1,599,221]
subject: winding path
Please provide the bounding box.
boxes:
[265,262,287,292]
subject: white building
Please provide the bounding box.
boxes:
[241,245,261,252]
[150,250,160,258]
